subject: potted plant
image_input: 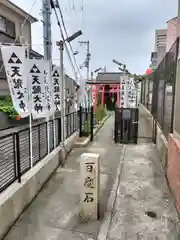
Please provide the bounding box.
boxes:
[0,96,29,126]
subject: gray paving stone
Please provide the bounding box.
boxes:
[106,144,180,240]
[4,115,122,240]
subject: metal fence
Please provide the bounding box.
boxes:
[141,37,179,139]
[140,77,153,113]
[0,111,79,193]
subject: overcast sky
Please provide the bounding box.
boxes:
[11,0,177,78]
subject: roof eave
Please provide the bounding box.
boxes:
[1,0,38,23]
[167,16,177,23]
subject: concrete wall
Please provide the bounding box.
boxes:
[174,59,180,137]
[0,131,79,239]
[167,134,180,212]
[156,124,168,172]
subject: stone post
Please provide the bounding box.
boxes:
[80,153,100,220]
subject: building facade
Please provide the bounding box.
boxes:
[0,0,42,95]
[87,72,129,111]
[166,17,177,52]
[155,29,167,66]
[150,52,157,71]
[150,29,167,70]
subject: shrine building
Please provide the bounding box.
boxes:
[86,72,128,111]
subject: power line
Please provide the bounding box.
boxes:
[55,0,83,78]
[51,2,76,75]
[72,0,75,11]
[51,0,82,82]
[0,0,37,73]
[81,0,84,32]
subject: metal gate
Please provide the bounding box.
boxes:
[114,108,139,144]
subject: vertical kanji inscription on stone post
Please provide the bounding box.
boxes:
[80,153,100,220]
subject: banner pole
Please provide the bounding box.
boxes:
[29,112,33,168]
[47,116,50,153]
[51,65,56,149]
[26,46,33,168]
[45,61,50,154]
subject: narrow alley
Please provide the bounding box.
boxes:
[3,112,180,240]
[3,115,122,240]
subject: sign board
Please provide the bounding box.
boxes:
[128,77,136,107]
[1,46,29,118]
[25,59,47,119]
[122,109,131,119]
[120,76,128,108]
[80,153,100,220]
[44,61,53,118]
[52,66,61,111]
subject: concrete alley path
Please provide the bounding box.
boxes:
[3,113,180,240]
[4,115,123,240]
[101,144,180,240]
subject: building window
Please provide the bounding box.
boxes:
[0,15,15,37]
[0,16,6,32]
[6,19,15,37]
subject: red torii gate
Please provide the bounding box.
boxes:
[88,83,120,112]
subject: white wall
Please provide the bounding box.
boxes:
[0,3,31,45]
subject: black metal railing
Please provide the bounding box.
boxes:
[0,111,79,193]
[141,38,179,139]
[65,111,79,138]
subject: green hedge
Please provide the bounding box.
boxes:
[95,104,106,122]
[0,96,18,119]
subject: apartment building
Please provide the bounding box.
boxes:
[150,29,167,70]
[155,29,167,65]
[155,29,167,51]
[150,52,157,71]
[0,0,43,95]
[166,17,178,52]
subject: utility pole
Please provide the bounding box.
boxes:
[57,40,65,147]
[56,31,82,147]
[87,41,90,81]
[42,0,52,60]
[42,0,53,151]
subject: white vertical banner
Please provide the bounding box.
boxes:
[52,66,61,111]
[44,61,53,117]
[80,78,86,106]
[44,61,54,153]
[25,59,47,119]
[128,77,136,107]
[84,91,88,108]
[1,46,29,118]
[120,76,128,108]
